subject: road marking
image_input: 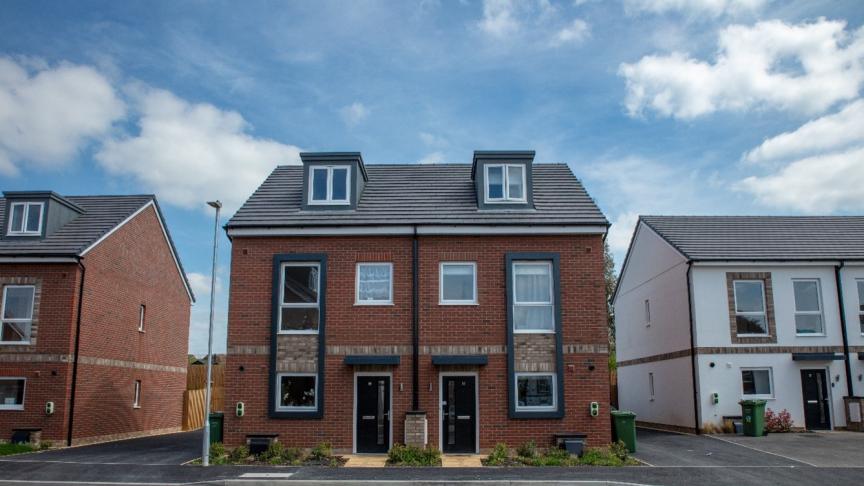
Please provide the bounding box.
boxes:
[239,472,295,478]
[706,435,820,467]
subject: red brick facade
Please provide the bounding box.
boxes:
[224,234,611,452]
[0,205,191,445]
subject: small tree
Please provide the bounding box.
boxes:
[604,241,617,371]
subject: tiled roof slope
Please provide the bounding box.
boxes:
[641,216,864,261]
[0,195,155,256]
[227,164,608,227]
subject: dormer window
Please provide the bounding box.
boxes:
[7,202,43,236]
[485,164,526,203]
[309,166,350,205]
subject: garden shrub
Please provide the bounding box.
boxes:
[386,443,442,466]
[208,442,227,464]
[484,443,510,466]
[516,440,537,458]
[228,444,250,462]
[765,408,793,433]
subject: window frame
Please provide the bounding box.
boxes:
[856,279,864,336]
[355,262,393,306]
[0,377,26,410]
[740,367,774,399]
[274,372,318,412]
[514,372,557,412]
[792,279,825,336]
[7,202,44,236]
[732,279,769,336]
[138,304,146,333]
[644,299,651,326]
[648,372,655,401]
[439,262,478,305]
[484,164,527,204]
[133,380,142,408]
[308,165,351,205]
[278,262,321,335]
[512,261,555,334]
[0,285,36,345]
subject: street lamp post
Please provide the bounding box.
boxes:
[202,200,221,466]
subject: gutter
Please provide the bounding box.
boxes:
[685,262,701,434]
[66,258,86,447]
[835,262,855,397]
[411,226,420,411]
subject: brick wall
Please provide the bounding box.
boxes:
[71,205,190,443]
[0,263,79,443]
[224,234,610,451]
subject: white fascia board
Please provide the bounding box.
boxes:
[0,257,79,263]
[226,224,608,237]
[692,260,842,267]
[80,200,194,303]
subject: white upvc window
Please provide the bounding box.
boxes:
[648,372,655,401]
[512,261,554,333]
[515,373,556,412]
[133,380,142,408]
[440,262,477,305]
[356,263,393,305]
[793,279,824,336]
[644,299,651,326]
[857,280,864,336]
[733,280,768,336]
[0,378,25,410]
[276,373,317,411]
[278,263,320,334]
[741,368,773,399]
[309,165,350,204]
[7,202,44,236]
[485,164,526,203]
[1,285,35,344]
[138,304,146,332]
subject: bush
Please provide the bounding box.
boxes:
[484,443,510,466]
[281,446,304,465]
[309,442,333,461]
[523,447,575,466]
[258,441,285,463]
[209,442,227,464]
[765,408,793,433]
[386,443,442,466]
[228,445,250,462]
[610,441,629,462]
[516,440,537,458]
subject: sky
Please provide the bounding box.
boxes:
[1,0,862,355]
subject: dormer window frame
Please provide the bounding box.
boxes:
[308,165,352,206]
[484,163,527,204]
[7,202,44,236]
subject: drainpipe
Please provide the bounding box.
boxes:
[835,262,855,397]
[66,259,86,447]
[685,262,701,434]
[412,226,420,411]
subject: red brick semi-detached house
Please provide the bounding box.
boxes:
[0,191,194,446]
[224,151,611,454]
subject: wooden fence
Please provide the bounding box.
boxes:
[182,364,225,431]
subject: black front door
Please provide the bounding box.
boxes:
[800,369,831,430]
[356,375,390,453]
[441,375,476,453]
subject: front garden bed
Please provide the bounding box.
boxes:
[386,443,442,466]
[482,440,639,467]
[204,441,346,466]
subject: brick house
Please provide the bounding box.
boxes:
[0,191,194,446]
[223,151,611,453]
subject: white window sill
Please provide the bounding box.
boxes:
[513,329,556,334]
[0,341,32,346]
[484,200,528,205]
[439,301,479,306]
[795,333,826,337]
[5,232,41,237]
[275,407,317,412]
[277,330,319,335]
[740,396,775,401]
[515,407,557,413]
[0,406,24,410]
[354,302,394,307]
[736,334,770,338]
[308,201,350,206]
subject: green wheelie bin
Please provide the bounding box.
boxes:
[208,412,224,444]
[739,400,767,437]
[611,410,637,453]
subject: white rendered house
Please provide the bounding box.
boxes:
[614,216,864,432]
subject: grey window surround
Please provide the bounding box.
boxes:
[472,151,535,211]
[299,153,368,211]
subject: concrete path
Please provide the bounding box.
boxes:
[343,454,388,467]
[633,428,808,467]
[715,431,864,467]
[441,454,484,467]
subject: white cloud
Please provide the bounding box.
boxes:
[419,131,448,148]
[418,151,445,164]
[623,0,768,17]
[619,19,864,119]
[0,57,125,175]
[608,211,640,254]
[96,86,300,213]
[744,99,864,163]
[340,102,369,126]
[738,146,864,213]
[737,99,864,213]
[477,0,525,38]
[550,19,591,47]
[187,271,222,296]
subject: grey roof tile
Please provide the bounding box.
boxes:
[227,164,608,227]
[641,215,864,261]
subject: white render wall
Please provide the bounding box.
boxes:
[618,357,694,428]
[615,222,692,427]
[840,264,864,398]
[696,354,849,428]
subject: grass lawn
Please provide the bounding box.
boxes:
[0,443,35,456]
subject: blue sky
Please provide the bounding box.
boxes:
[1,0,862,354]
